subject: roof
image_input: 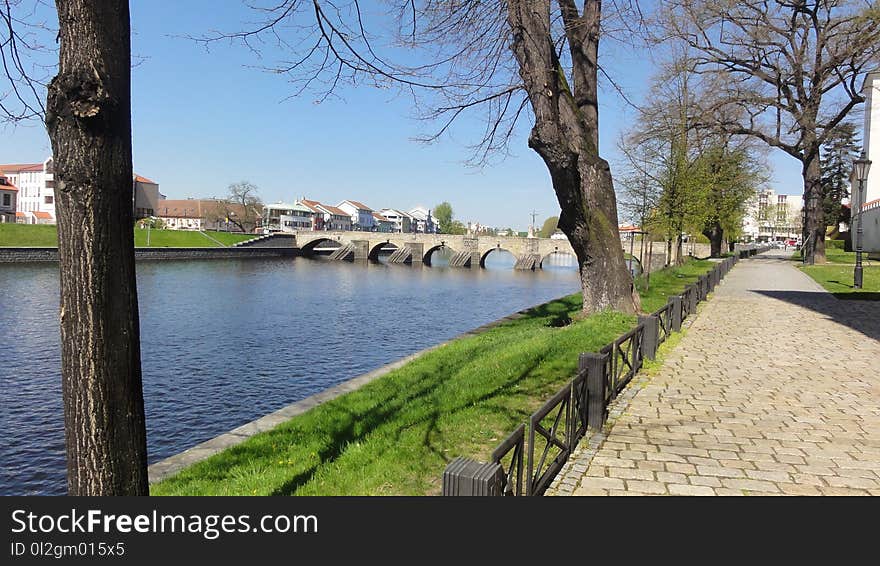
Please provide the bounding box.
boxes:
[618,224,641,233]
[157,199,208,218]
[33,211,53,219]
[317,203,350,217]
[297,199,325,214]
[15,211,28,217]
[340,200,372,211]
[134,175,157,184]
[372,212,389,221]
[0,179,18,192]
[271,202,313,214]
[0,163,43,173]
[380,208,413,218]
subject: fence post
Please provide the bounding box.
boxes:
[581,352,607,432]
[442,458,504,496]
[638,315,659,361]
[688,283,698,314]
[669,295,682,332]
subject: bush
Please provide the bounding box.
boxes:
[826,239,845,250]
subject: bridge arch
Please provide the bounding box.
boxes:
[479,246,516,268]
[368,240,400,261]
[300,236,343,256]
[540,251,578,269]
[423,244,455,266]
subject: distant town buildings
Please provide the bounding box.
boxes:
[741,189,804,243]
[0,174,18,223]
[0,157,160,225]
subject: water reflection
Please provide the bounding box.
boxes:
[0,257,578,495]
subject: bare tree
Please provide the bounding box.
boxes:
[1,1,148,495]
[655,0,880,264]
[206,181,264,233]
[195,1,643,314]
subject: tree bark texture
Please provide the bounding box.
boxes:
[703,222,723,258]
[507,0,637,315]
[46,0,148,495]
[802,150,826,264]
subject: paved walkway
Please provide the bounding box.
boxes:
[551,251,880,495]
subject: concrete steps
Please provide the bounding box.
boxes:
[388,246,413,263]
[514,254,542,270]
[233,233,297,248]
[327,242,356,260]
[449,250,473,267]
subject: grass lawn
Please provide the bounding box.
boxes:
[635,259,713,313]
[800,265,880,300]
[152,258,718,496]
[790,245,875,265]
[0,224,255,247]
[132,228,255,247]
[0,224,59,246]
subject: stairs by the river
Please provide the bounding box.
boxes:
[514,254,542,270]
[232,233,297,248]
[388,246,413,263]
[328,243,356,260]
[449,251,473,267]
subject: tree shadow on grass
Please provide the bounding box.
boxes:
[753,290,880,341]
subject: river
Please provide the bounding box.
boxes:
[0,252,578,495]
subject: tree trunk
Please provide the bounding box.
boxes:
[46,0,148,495]
[802,151,826,264]
[703,222,723,257]
[507,0,637,315]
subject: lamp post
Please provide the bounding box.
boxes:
[852,151,872,289]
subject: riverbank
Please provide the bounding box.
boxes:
[0,224,256,248]
[151,258,716,496]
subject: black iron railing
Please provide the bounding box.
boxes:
[444,254,751,496]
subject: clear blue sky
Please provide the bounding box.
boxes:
[0,1,805,231]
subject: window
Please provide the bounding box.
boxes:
[44,196,53,205]
[2,194,9,206]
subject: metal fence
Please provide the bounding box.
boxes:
[443,252,758,496]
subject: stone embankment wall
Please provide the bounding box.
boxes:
[0,247,298,263]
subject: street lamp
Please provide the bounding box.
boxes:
[852,151,872,289]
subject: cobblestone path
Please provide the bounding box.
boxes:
[550,251,880,495]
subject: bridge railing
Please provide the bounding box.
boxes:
[442,255,739,496]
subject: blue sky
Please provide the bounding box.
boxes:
[0,1,806,230]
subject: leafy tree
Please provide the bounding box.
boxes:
[445,220,468,235]
[433,201,455,234]
[657,0,880,264]
[538,216,559,238]
[820,123,859,230]
[692,144,763,257]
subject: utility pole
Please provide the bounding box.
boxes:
[530,209,538,228]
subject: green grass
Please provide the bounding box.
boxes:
[790,244,874,265]
[152,258,719,496]
[0,223,59,246]
[635,259,714,313]
[800,265,880,300]
[132,228,255,247]
[0,224,256,247]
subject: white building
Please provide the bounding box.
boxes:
[741,189,804,243]
[268,202,314,232]
[0,158,55,222]
[0,157,159,224]
[408,206,436,233]
[0,174,18,223]
[378,208,413,233]
[337,200,374,231]
[859,72,880,253]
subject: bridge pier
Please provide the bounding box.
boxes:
[388,242,424,264]
[514,254,543,270]
[351,240,370,261]
[407,242,424,263]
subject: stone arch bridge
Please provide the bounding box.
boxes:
[253,231,578,269]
